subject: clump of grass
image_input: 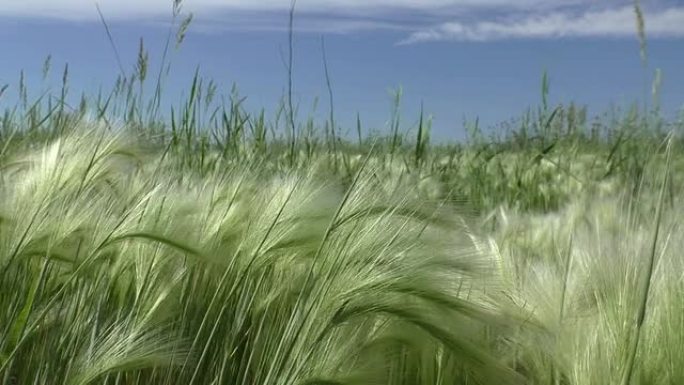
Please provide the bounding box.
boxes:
[0,123,531,385]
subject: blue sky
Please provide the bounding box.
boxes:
[0,0,683,140]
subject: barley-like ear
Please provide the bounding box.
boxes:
[634,0,647,66]
[41,55,52,81]
[136,38,149,85]
[68,324,189,385]
[620,133,673,385]
[176,13,193,49]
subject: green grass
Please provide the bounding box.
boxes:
[0,9,683,384]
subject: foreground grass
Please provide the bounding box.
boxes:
[0,125,528,385]
[0,110,681,385]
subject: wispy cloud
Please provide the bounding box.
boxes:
[0,0,592,21]
[2,0,682,42]
[191,12,416,35]
[399,6,684,44]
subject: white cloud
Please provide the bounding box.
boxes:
[0,0,589,20]
[2,0,681,41]
[399,6,684,44]
[192,15,414,34]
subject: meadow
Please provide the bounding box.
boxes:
[0,7,683,385]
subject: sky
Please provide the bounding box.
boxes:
[0,0,683,140]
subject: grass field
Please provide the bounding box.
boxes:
[0,9,683,384]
